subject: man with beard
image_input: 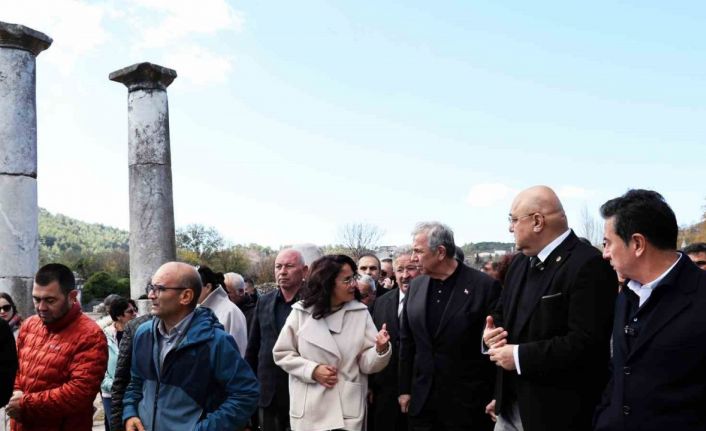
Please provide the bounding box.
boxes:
[371,249,420,430]
[246,249,308,431]
[8,264,108,431]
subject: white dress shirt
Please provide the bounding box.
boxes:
[627,253,681,307]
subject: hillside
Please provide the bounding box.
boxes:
[39,208,128,264]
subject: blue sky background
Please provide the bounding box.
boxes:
[4,1,705,247]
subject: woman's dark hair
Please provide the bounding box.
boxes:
[0,292,19,317]
[128,299,137,310]
[215,272,225,289]
[301,254,361,319]
[109,297,130,321]
[197,265,220,288]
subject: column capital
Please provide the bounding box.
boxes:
[109,62,177,92]
[0,21,52,56]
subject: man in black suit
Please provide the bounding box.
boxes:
[594,189,706,431]
[245,248,308,431]
[371,249,420,431]
[483,185,617,431]
[0,318,17,407]
[399,222,501,431]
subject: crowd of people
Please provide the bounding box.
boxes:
[1,185,706,431]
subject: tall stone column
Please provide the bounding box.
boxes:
[0,22,51,316]
[110,63,177,299]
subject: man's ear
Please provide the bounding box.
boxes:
[632,234,647,257]
[180,288,195,306]
[69,289,79,304]
[436,245,447,261]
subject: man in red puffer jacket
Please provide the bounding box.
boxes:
[6,263,108,431]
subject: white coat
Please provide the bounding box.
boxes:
[273,300,391,431]
[200,286,248,356]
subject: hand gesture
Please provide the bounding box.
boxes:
[382,277,394,289]
[125,417,146,431]
[6,390,22,418]
[313,364,338,388]
[376,323,390,353]
[483,315,508,348]
[485,399,497,422]
[398,394,411,413]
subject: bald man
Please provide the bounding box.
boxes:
[123,262,259,431]
[482,186,617,431]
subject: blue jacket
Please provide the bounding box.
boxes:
[122,307,259,431]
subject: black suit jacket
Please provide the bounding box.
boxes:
[0,318,17,407]
[245,289,290,407]
[372,288,403,392]
[492,231,616,431]
[399,262,501,427]
[594,255,706,431]
[371,288,406,430]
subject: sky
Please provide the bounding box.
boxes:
[3,1,705,248]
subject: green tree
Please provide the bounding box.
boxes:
[82,271,129,303]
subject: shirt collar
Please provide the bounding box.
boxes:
[158,311,194,339]
[399,290,406,302]
[537,229,572,263]
[627,253,682,294]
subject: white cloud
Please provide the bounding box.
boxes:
[557,185,595,200]
[161,44,233,87]
[127,0,244,49]
[2,0,110,73]
[467,183,517,208]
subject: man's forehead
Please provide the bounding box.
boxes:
[153,267,179,284]
[275,251,301,265]
[32,281,62,297]
[395,255,412,267]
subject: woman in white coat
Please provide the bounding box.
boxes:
[273,254,391,431]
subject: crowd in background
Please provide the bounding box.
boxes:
[1,186,706,431]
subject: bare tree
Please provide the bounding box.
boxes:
[337,223,384,259]
[577,205,602,247]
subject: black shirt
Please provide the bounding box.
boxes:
[426,261,463,336]
[275,288,298,332]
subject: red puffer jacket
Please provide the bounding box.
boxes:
[12,302,108,431]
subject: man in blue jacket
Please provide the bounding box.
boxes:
[123,262,259,431]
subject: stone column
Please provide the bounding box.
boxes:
[110,63,177,299]
[0,22,51,316]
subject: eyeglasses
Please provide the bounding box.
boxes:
[145,283,188,295]
[508,213,537,225]
[0,305,12,313]
[340,274,360,286]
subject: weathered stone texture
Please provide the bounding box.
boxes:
[128,163,176,295]
[0,22,50,316]
[127,90,171,165]
[112,62,177,299]
[0,50,37,176]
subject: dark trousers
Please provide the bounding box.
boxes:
[259,392,291,431]
[373,389,408,431]
[409,383,493,431]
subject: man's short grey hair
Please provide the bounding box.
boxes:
[279,248,307,266]
[412,222,456,259]
[357,274,376,292]
[394,247,414,266]
[224,272,245,290]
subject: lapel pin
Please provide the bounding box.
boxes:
[464,289,469,295]
[556,256,562,263]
